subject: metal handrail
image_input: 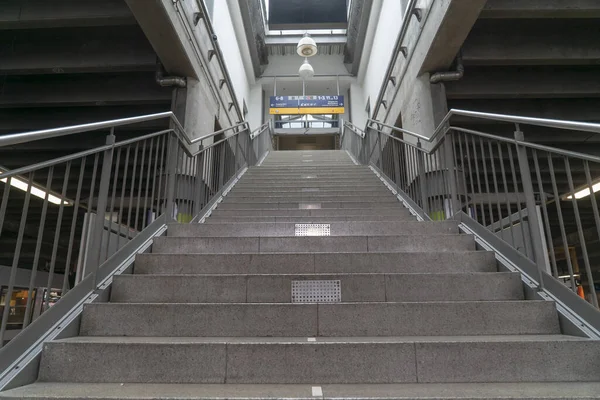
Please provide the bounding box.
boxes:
[371,0,419,119]
[0,111,248,150]
[365,110,600,163]
[344,109,600,313]
[191,0,244,121]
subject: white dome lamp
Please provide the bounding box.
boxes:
[297,33,318,57]
[298,58,315,80]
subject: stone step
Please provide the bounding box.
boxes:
[38,336,600,384]
[209,208,412,217]
[227,189,391,197]
[80,301,558,337]
[151,234,476,253]
[216,201,403,210]
[221,196,398,203]
[134,251,497,275]
[167,221,459,237]
[233,182,386,188]
[238,179,382,185]
[111,272,524,303]
[205,215,417,222]
[4,382,600,400]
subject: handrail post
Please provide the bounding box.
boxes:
[443,131,459,217]
[377,130,384,169]
[218,142,226,188]
[165,133,179,221]
[515,126,546,290]
[417,141,429,214]
[90,131,115,286]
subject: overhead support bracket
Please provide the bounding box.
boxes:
[381,100,388,110]
[228,102,235,112]
[193,11,203,26]
[389,76,397,86]
[412,8,423,22]
[208,50,217,61]
[219,79,227,89]
[400,47,408,58]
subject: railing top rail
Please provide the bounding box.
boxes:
[372,0,418,119]
[0,112,175,148]
[250,122,270,140]
[361,109,600,162]
[0,111,248,150]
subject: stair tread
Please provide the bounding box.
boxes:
[4,382,600,399]
[53,334,588,344]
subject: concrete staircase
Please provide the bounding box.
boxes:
[2,150,600,399]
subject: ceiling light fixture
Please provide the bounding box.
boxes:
[297,33,318,57]
[299,58,315,80]
[564,182,600,200]
[0,170,71,205]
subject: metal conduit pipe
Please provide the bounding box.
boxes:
[430,53,464,84]
[155,65,187,88]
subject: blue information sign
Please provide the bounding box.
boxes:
[270,95,344,108]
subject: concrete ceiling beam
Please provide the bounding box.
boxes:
[0,72,172,108]
[445,67,600,99]
[481,0,600,19]
[0,0,135,29]
[420,0,487,73]
[463,19,600,66]
[0,105,170,134]
[0,26,156,75]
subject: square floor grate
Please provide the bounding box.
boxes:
[299,203,321,210]
[292,280,341,303]
[295,223,330,236]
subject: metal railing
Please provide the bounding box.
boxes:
[371,0,428,121]
[0,113,271,351]
[342,111,600,310]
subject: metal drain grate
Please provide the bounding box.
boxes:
[295,223,330,236]
[299,203,321,209]
[292,280,341,303]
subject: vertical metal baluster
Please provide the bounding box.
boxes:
[439,148,450,218]
[463,133,477,221]
[533,150,558,278]
[105,148,122,261]
[0,176,11,236]
[117,146,131,249]
[62,158,87,294]
[487,142,504,240]
[407,146,415,203]
[547,154,577,291]
[0,172,33,348]
[149,136,161,223]
[392,139,401,191]
[23,168,53,328]
[183,154,190,219]
[514,129,546,290]
[127,142,139,236]
[565,157,598,307]
[497,143,516,247]
[142,138,155,229]
[583,160,600,304]
[44,163,70,311]
[155,135,166,218]
[457,133,469,214]
[425,152,433,213]
[444,132,459,217]
[507,144,530,257]
[469,135,485,225]
[134,141,147,233]
[479,138,494,228]
[90,134,115,285]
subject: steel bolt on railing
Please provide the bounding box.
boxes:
[0,113,272,349]
[342,110,600,309]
